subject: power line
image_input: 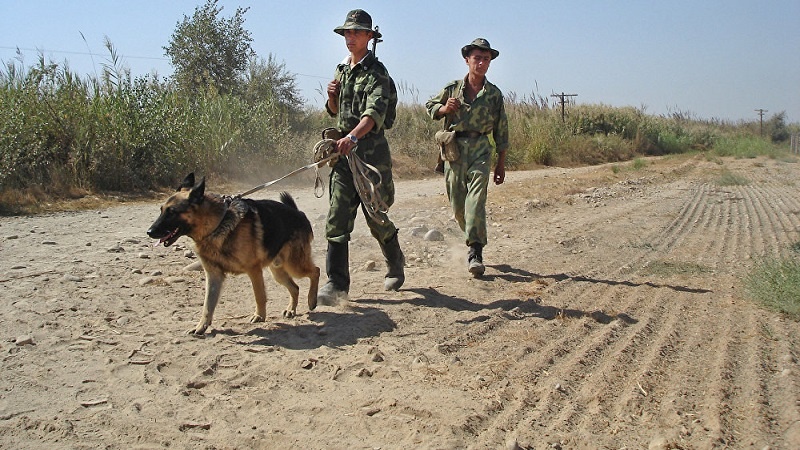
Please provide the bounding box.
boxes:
[0,45,168,61]
[3,45,333,81]
[294,72,329,80]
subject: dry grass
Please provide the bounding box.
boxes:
[2,58,795,214]
[0,187,160,215]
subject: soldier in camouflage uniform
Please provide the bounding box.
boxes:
[425,38,508,277]
[318,9,405,305]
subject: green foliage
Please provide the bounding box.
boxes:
[242,54,303,119]
[0,56,78,189]
[2,47,798,203]
[180,90,300,182]
[498,98,748,168]
[631,158,647,170]
[164,0,253,95]
[745,255,800,319]
[767,111,790,143]
[0,45,303,194]
[87,73,186,190]
[564,104,717,156]
[712,135,781,159]
[714,170,750,186]
[611,157,646,174]
[643,260,713,277]
[504,92,559,167]
[387,101,441,165]
[0,54,191,191]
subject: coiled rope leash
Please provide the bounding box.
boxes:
[348,146,390,225]
[231,139,390,225]
[313,138,390,225]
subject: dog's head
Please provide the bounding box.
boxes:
[147,173,206,247]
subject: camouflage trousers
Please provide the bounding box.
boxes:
[325,145,397,244]
[445,137,491,247]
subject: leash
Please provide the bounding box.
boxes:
[233,139,340,199]
[235,162,330,200]
[230,139,389,224]
[345,146,390,225]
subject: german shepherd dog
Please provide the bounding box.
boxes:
[147,173,320,335]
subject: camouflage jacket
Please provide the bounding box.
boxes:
[326,51,396,137]
[425,76,509,153]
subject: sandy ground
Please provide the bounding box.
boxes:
[1,154,799,449]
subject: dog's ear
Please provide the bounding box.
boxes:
[178,173,196,191]
[188,177,206,204]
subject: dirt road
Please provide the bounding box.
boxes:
[1,154,798,449]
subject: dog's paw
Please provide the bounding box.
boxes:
[249,314,266,324]
[282,310,296,319]
[188,326,208,336]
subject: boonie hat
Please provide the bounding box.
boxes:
[334,9,382,39]
[461,38,499,60]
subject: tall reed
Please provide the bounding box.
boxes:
[1,57,794,204]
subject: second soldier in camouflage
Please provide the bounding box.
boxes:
[425,38,509,277]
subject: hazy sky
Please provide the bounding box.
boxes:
[2,0,798,123]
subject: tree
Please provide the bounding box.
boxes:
[767,111,790,143]
[163,0,253,95]
[242,54,303,117]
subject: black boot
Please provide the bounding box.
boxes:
[467,243,485,277]
[318,241,350,305]
[380,232,405,291]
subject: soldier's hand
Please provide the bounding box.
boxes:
[494,157,506,185]
[493,166,505,185]
[440,98,461,115]
[327,80,341,99]
[336,136,356,156]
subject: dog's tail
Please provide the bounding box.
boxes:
[279,192,298,210]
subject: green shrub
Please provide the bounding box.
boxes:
[631,157,647,170]
[715,170,750,186]
[745,256,800,319]
[1,57,798,202]
[713,135,781,159]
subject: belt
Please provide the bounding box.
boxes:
[455,130,485,139]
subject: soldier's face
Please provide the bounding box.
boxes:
[344,29,372,53]
[466,50,492,76]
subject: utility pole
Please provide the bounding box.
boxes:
[551,92,577,122]
[755,109,768,136]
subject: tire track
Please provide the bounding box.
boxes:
[760,181,798,251]
[629,173,798,447]
[455,159,800,448]
[461,281,690,447]
[668,184,728,268]
[649,180,710,255]
[766,318,800,448]
[741,182,780,259]
[542,289,682,440]
[450,182,712,446]
[724,311,780,448]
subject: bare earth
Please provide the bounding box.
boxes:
[1,154,799,449]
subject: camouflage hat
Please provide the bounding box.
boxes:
[334,9,382,39]
[461,38,499,60]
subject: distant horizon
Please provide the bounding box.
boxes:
[2,1,798,123]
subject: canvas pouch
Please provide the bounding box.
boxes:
[434,130,459,162]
